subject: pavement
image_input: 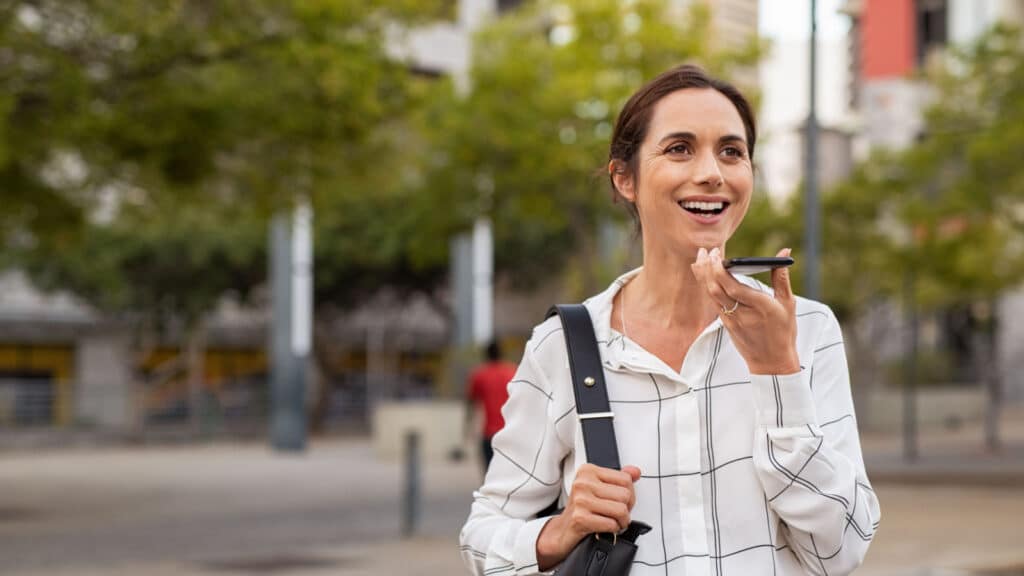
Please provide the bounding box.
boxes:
[860,405,1024,487]
[1,411,1023,576]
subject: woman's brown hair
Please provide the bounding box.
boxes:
[608,64,757,233]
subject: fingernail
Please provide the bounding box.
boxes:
[710,247,721,261]
[697,247,707,260]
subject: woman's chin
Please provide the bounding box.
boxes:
[680,234,729,253]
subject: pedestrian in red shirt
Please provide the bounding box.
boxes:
[465,340,516,474]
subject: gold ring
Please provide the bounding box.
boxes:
[722,301,739,315]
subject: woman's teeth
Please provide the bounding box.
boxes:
[680,201,726,214]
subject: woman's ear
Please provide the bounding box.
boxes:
[609,160,636,203]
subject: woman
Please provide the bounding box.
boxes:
[460,64,880,576]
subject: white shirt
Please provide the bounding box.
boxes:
[460,268,881,576]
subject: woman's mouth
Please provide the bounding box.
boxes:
[678,199,730,223]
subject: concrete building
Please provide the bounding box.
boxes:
[839,0,1024,406]
[843,0,1024,153]
[758,33,856,199]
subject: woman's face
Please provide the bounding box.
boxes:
[615,88,753,258]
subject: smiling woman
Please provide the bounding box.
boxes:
[460,64,880,576]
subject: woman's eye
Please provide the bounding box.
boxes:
[722,147,745,158]
[666,143,691,155]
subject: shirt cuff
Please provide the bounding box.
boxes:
[751,369,818,429]
[515,516,557,575]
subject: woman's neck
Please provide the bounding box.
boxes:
[625,242,721,332]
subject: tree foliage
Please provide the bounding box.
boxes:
[1,0,440,321]
[420,0,762,296]
[899,24,1024,306]
[821,24,1024,317]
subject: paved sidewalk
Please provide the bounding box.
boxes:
[2,409,1024,576]
[860,405,1024,487]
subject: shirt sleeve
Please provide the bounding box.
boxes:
[459,333,571,576]
[750,306,881,576]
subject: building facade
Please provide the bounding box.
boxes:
[840,0,1024,403]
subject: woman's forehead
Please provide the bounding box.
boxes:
[647,88,746,141]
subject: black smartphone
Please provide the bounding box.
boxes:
[723,256,794,275]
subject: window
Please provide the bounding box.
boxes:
[915,0,947,66]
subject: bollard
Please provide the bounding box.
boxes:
[402,430,420,538]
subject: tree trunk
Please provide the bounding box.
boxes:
[129,324,159,440]
[984,297,1001,453]
[848,297,888,428]
[309,316,339,435]
[568,210,599,299]
[848,313,873,420]
[185,320,208,438]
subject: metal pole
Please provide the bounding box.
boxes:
[902,270,918,462]
[450,233,474,398]
[270,214,293,449]
[269,202,311,452]
[804,0,821,300]
[402,430,421,538]
[472,217,494,347]
[984,297,1001,452]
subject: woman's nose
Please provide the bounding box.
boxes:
[693,151,724,188]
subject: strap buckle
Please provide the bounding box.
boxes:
[578,411,614,421]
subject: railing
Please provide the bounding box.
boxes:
[0,376,55,427]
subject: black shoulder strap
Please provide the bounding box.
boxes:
[547,304,621,470]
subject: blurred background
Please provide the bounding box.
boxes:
[1,0,1023,574]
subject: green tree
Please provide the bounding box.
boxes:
[890,26,1024,443]
[784,25,1024,406]
[897,24,1024,306]
[1,0,441,430]
[1,1,435,249]
[820,25,1024,324]
[420,0,763,298]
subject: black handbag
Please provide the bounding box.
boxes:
[546,304,652,576]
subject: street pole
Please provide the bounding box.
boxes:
[984,297,1001,452]
[447,2,496,401]
[471,217,494,347]
[804,0,821,300]
[269,201,312,452]
[402,430,421,538]
[902,270,918,462]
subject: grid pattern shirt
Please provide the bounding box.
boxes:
[460,268,881,576]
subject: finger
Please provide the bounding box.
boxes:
[621,466,640,509]
[571,509,624,535]
[582,497,631,531]
[591,482,633,507]
[592,466,638,489]
[710,248,773,307]
[621,465,641,483]
[689,247,710,283]
[771,248,795,306]
[699,249,734,308]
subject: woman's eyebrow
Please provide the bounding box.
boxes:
[719,134,747,147]
[656,132,747,147]
[656,131,696,146]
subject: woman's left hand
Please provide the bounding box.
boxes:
[691,247,801,375]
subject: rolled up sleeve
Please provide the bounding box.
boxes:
[751,307,881,576]
[460,330,571,576]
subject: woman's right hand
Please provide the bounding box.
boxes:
[535,464,641,570]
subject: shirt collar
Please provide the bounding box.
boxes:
[583,266,768,370]
[582,267,641,346]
